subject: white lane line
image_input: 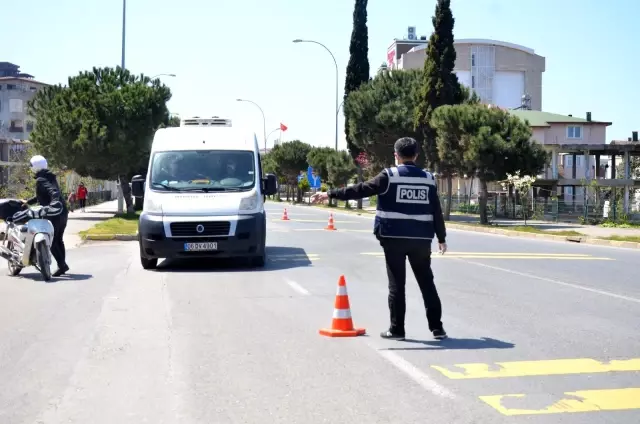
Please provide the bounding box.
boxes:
[460,259,640,304]
[373,347,456,399]
[285,279,310,295]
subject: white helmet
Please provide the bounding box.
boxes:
[30,155,48,172]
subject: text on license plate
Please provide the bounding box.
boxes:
[184,242,218,251]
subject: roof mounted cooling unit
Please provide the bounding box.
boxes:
[407,26,416,40]
[180,117,232,127]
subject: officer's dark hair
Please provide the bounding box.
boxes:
[394,137,419,159]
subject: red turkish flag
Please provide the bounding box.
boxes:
[280,123,288,131]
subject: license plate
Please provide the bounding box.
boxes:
[184,242,218,251]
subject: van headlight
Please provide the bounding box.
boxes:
[239,193,258,211]
[143,197,162,214]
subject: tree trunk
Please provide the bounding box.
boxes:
[479,179,489,225]
[119,176,134,214]
[443,175,453,220]
[356,166,363,210]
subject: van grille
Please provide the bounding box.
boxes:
[170,221,230,237]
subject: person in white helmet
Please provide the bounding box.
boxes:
[23,155,70,276]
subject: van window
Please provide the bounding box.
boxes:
[150,150,255,192]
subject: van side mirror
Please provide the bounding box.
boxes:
[262,173,277,196]
[131,174,146,197]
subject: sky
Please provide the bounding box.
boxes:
[10,0,639,151]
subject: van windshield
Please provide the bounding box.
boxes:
[150,150,256,192]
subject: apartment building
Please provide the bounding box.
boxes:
[0,62,48,186]
[0,62,49,141]
[387,27,546,110]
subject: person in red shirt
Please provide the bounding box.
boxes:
[76,182,88,212]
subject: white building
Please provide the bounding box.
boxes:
[386,27,546,110]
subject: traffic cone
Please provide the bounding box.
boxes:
[319,275,366,338]
[325,213,336,231]
[281,208,290,220]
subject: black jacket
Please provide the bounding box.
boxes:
[26,169,68,217]
[327,162,446,244]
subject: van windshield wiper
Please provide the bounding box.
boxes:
[151,182,181,191]
[180,187,242,192]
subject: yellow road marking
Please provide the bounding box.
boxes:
[480,388,640,416]
[431,358,640,379]
[360,252,613,260]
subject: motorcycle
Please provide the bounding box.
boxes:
[0,199,54,281]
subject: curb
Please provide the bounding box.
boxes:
[443,223,640,249]
[268,201,640,250]
[83,234,138,241]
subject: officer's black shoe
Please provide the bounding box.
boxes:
[380,330,405,341]
[432,328,448,340]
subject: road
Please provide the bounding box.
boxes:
[0,202,638,423]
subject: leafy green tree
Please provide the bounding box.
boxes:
[166,115,181,127]
[306,146,335,182]
[268,140,312,185]
[345,69,423,169]
[327,150,357,193]
[459,105,549,224]
[27,66,172,212]
[430,104,470,220]
[413,0,463,171]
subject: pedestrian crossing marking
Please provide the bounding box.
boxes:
[292,228,372,233]
[431,358,640,379]
[270,219,357,223]
[360,252,614,260]
[479,388,640,416]
[269,253,319,262]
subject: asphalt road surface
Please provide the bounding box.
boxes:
[0,202,638,424]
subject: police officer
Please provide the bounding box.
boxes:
[311,137,448,341]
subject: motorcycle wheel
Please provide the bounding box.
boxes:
[6,243,22,276]
[36,242,52,282]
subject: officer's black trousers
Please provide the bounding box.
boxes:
[380,237,443,335]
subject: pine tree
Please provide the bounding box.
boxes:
[343,0,370,161]
[413,0,460,170]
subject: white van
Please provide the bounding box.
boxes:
[131,117,278,270]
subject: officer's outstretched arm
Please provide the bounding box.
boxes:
[327,171,389,201]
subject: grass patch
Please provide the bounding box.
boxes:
[79,212,140,238]
[599,235,640,243]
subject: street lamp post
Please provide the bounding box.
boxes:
[236,99,267,154]
[293,39,339,151]
[117,0,127,214]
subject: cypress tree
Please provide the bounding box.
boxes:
[413,0,460,170]
[344,0,370,161]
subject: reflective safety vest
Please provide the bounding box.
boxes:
[374,164,437,240]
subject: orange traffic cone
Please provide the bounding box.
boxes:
[325,213,336,230]
[281,208,290,220]
[319,276,366,338]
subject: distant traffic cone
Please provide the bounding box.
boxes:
[325,213,336,230]
[281,208,290,220]
[319,276,366,338]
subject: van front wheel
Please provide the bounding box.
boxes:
[139,243,157,270]
[250,250,266,268]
